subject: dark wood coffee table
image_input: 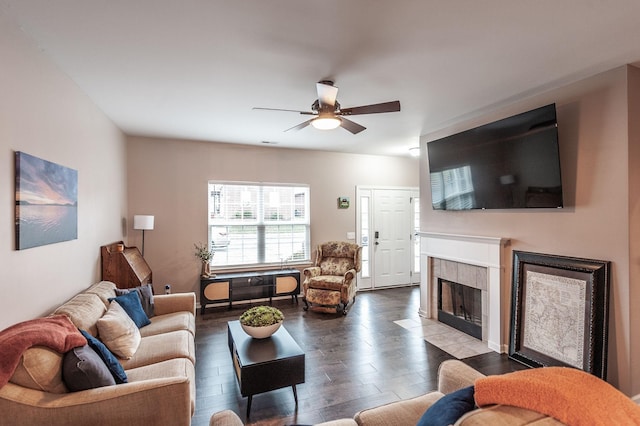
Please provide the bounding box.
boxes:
[227,320,305,417]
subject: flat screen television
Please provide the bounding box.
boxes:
[427,103,563,210]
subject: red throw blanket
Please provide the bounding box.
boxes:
[0,315,87,388]
[475,367,640,425]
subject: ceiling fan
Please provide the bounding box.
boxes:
[253,80,401,134]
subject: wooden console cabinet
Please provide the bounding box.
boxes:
[200,268,300,314]
[101,241,152,289]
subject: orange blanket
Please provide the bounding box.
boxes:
[0,315,86,388]
[475,367,640,425]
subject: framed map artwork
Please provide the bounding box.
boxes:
[508,251,610,379]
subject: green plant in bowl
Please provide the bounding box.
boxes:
[240,306,284,326]
[239,306,284,339]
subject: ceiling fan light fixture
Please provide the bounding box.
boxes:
[311,116,341,130]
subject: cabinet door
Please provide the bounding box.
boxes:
[275,276,298,295]
[204,281,230,301]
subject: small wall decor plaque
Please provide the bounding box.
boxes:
[338,197,350,209]
[15,151,78,250]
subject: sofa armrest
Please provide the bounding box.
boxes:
[437,360,485,394]
[154,292,196,316]
[210,410,244,426]
[354,392,444,426]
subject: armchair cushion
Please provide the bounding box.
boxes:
[306,275,346,292]
[319,257,356,276]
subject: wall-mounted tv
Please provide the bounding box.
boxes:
[427,103,563,210]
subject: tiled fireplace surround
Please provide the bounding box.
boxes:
[418,232,509,353]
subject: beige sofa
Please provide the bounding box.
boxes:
[209,360,567,425]
[212,359,640,425]
[0,281,196,426]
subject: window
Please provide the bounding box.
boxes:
[359,195,370,278]
[208,182,310,268]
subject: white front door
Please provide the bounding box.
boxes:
[372,189,412,288]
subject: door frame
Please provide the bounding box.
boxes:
[356,185,419,290]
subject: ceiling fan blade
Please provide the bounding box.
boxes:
[340,117,366,134]
[316,81,339,108]
[285,118,314,132]
[339,100,401,116]
[253,107,314,115]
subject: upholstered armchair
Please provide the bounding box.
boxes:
[303,241,362,315]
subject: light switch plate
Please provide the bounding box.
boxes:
[346,231,356,240]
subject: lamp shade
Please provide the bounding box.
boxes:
[311,116,341,130]
[133,215,154,230]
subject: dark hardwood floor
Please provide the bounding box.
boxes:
[192,286,524,426]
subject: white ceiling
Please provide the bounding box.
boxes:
[3,0,640,156]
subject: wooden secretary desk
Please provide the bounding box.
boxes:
[101,241,152,289]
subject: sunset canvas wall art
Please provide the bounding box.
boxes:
[15,152,78,250]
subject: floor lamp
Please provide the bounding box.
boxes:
[133,215,154,257]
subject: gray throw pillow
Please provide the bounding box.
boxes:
[62,345,116,391]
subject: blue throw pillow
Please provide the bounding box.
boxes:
[108,291,151,328]
[115,284,155,318]
[416,385,476,426]
[80,330,127,384]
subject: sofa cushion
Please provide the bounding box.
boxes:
[140,311,195,338]
[119,330,195,370]
[417,385,475,426]
[62,345,116,391]
[80,330,127,384]
[9,346,68,393]
[109,291,151,328]
[115,284,155,318]
[96,301,141,359]
[126,357,196,414]
[85,281,117,308]
[53,293,106,337]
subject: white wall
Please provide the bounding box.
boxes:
[126,136,419,297]
[0,14,128,330]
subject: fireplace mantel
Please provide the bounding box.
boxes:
[418,232,510,353]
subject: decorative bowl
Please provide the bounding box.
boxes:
[240,321,282,339]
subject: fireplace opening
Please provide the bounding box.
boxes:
[438,279,482,340]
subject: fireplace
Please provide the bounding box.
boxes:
[438,279,482,339]
[418,232,509,353]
